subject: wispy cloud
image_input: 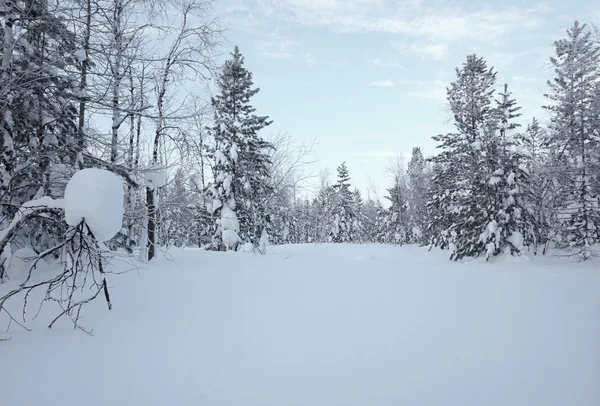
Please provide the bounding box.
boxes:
[351,150,399,157]
[392,41,447,60]
[253,36,298,60]
[371,58,404,69]
[256,1,549,38]
[368,80,396,87]
[397,79,447,101]
[251,1,553,59]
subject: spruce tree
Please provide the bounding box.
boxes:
[543,21,600,260]
[206,46,273,251]
[407,147,428,244]
[384,182,409,245]
[0,0,81,260]
[428,55,532,260]
[330,162,357,243]
[517,118,550,253]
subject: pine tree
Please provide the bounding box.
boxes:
[407,147,428,244]
[384,182,409,245]
[330,162,358,243]
[485,83,533,257]
[544,21,600,260]
[0,0,81,260]
[206,46,273,251]
[428,55,532,260]
[517,118,550,253]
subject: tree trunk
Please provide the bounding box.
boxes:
[110,0,124,163]
[147,187,156,260]
[77,0,91,165]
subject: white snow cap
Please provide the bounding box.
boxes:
[144,164,167,190]
[221,206,240,250]
[64,168,124,241]
[74,48,87,62]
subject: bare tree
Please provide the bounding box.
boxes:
[141,0,222,260]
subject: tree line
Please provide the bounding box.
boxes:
[1,5,600,291]
[161,21,600,262]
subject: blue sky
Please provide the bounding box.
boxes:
[216,0,599,199]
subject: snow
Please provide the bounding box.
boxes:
[220,206,240,250]
[143,164,167,190]
[241,242,254,252]
[215,150,228,166]
[6,248,49,281]
[210,198,222,214]
[507,171,516,185]
[230,143,239,163]
[64,168,124,241]
[74,48,87,62]
[223,174,232,195]
[1,244,599,406]
[508,231,524,251]
[222,229,240,249]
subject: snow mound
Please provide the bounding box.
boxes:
[221,206,240,250]
[241,242,254,253]
[64,168,124,241]
[144,164,167,190]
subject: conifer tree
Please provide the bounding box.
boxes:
[407,147,428,244]
[428,55,532,260]
[0,0,81,260]
[330,162,358,243]
[517,118,550,253]
[206,46,273,250]
[543,21,600,260]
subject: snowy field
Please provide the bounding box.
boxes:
[1,243,599,406]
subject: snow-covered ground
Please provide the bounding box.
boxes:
[1,244,599,406]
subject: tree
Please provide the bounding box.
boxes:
[543,21,600,260]
[0,0,81,271]
[428,55,532,260]
[384,156,410,244]
[206,46,273,251]
[329,162,358,243]
[407,147,428,244]
[517,118,550,253]
[142,0,221,260]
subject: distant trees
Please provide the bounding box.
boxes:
[2,2,598,293]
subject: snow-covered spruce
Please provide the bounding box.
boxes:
[205,46,274,251]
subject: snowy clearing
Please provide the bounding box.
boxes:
[1,244,599,406]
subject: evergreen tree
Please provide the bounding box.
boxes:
[384,182,409,245]
[330,162,358,243]
[543,21,600,260]
[206,46,274,251]
[352,188,365,243]
[0,0,81,260]
[517,118,551,253]
[428,55,532,260]
[407,147,428,244]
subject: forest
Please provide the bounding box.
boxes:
[1,1,599,405]
[0,0,599,288]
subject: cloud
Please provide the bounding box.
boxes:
[371,58,404,69]
[397,79,447,101]
[253,36,298,59]
[368,80,396,87]
[392,41,447,60]
[306,52,317,65]
[251,1,553,59]
[351,150,399,157]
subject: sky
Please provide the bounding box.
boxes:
[216,0,599,200]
